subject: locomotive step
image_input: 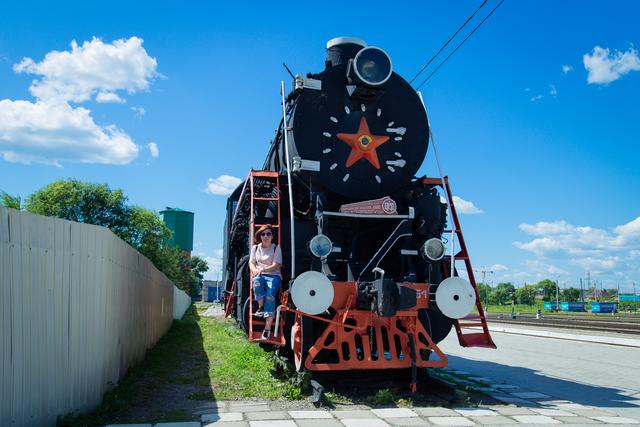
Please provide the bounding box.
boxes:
[253,197,279,201]
[250,330,286,346]
[250,170,279,177]
[251,316,266,324]
[253,223,279,228]
[457,322,484,328]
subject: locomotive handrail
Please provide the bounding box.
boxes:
[358,220,412,282]
[281,81,296,277]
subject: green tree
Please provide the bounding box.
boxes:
[170,253,209,297]
[536,279,559,301]
[515,285,537,305]
[0,191,21,209]
[606,288,619,299]
[562,287,581,301]
[476,282,491,305]
[26,179,131,237]
[125,206,172,264]
[187,256,209,297]
[490,282,515,305]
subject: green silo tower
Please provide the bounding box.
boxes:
[160,207,194,255]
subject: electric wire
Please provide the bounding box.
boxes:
[415,0,506,90]
[408,0,489,84]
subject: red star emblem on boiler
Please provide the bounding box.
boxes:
[336,116,390,169]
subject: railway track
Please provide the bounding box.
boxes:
[486,313,640,335]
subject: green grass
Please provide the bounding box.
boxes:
[480,303,640,317]
[58,305,302,426]
[482,303,544,314]
[366,388,396,405]
[199,310,287,399]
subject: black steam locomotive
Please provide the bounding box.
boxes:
[222,37,494,389]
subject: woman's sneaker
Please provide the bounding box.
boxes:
[254,309,264,317]
[261,330,271,340]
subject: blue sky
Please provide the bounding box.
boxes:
[1,1,639,291]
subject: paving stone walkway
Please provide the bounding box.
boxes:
[104,391,640,426]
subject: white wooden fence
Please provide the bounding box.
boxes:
[0,206,189,427]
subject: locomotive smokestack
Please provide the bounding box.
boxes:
[325,36,367,68]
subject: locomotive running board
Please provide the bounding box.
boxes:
[422,177,496,349]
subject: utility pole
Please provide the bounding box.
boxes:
[556,278,560,311]
[474,267,494,312]
[580,278,584,302]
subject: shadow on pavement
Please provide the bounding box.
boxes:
[446,354,638,409]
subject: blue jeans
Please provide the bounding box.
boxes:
[252,274,281,317]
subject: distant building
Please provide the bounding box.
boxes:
[203,280,223,302]
[160,207,194,256]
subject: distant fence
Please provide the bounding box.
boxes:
[0,206,189,427]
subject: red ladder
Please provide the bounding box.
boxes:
[247,171,286,346]
[422,177,496,348]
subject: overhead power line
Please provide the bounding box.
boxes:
[409,0,489,84]
[415,0,506,90]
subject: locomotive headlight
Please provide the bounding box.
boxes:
[309,234,333,258]
[352,47,393,86]
[422,238,445,261]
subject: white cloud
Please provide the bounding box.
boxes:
[525,259,569,276]
[520,220,573,236]
[549,84,557,96]
[0,99,138,166]
[0,37,158,166]
[205,175,243,196]
[530,94,543,102]
[614,216,640,243]
[452,196,483,214]
[14,37,158,103]
[562,64,573,74]
[583,46,640,85]
[515,220,618,256]
[514,217,640,285]
[96,91,125,104]
[571,256,620,271]
[131,106,146,117]
[489,263,508,272]
[202,249,224,280]
[147,142,159,158]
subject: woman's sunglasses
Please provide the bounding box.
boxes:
[260,232,272,237]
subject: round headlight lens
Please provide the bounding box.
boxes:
[422,238,445,261]
[309,234,333,258]
[353,47,392,86]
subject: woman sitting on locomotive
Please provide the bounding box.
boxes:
[249,224,283,340]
